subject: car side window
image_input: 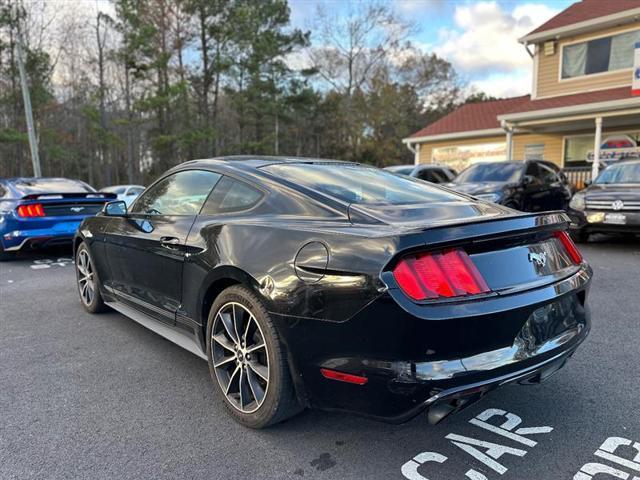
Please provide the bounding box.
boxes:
[431,170,449,183]
[131,170,221,215]
[201,176,263,215]
[525,163,544,184]
[538,164,559,184]
[417,170,437,182]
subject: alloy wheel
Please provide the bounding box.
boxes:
[211,302,270,414]
[76,249,95,306]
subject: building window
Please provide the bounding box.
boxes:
[564,136,593,163]
[524,143,545,160]
[561,29,640,79]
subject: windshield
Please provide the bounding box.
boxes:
[455,162,523,183]
[385,165,415,175]
[595,163,640,184]
[263,163,464,205]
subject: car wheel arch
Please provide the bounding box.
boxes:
[198,268,310,409]
[198,266,262,327]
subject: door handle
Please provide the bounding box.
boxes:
[160,236,180,248]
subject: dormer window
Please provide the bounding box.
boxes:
[561,29,640,79]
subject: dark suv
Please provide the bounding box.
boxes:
[448,160,572,212]
[568,160,640,241]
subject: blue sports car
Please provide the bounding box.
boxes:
[0,177,115,260]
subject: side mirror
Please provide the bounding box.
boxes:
[104,200,128,217]
[584,179,592,187]
[522,175,535,186]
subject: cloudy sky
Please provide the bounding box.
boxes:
[290,0,573,98]
[46,0,573,99]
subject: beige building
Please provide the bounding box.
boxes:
[403,0,640,187]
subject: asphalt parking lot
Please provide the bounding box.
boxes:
[1,237,639,480]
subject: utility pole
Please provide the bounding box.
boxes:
[15,18,42,177]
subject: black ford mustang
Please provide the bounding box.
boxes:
[74,157,591,428]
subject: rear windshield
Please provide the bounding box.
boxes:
[456,162,523,183]
[263,163,463,205]
[595,163,640,184]
[11,178,95,195]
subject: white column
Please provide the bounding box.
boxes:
[592,117,603,180]
[505,128,513,161]
[414,143,421,165]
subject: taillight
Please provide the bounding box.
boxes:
[17,203,45,218]
[392,248,490,301]
[554,231,583,264]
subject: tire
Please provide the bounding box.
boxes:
[570,229,589,243]
[206,285,301,428]
[75,242,108,313]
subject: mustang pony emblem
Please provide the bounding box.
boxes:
[70,206,85,213]
[528,251,547,267]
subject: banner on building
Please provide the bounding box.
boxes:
[587,135,640,162]
[633,42,640,96]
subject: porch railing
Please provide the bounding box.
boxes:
[562,166,592,191]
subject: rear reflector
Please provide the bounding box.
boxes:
[393,248,490,301]
[554,231,583,265]
[17,203,45,218]
[320,368,368,385]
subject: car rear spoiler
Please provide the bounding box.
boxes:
[20,192,117,201]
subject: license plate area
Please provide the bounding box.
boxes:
[604,213,626,224]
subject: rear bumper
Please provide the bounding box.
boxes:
[368,321,587,424]
[281,265,591,423]
[2,219,82,251]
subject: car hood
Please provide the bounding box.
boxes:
[583,184,640,201]
[445,181,511,195]
[348,200,511,228]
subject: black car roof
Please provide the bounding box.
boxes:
[3,177,94,195]
[181,155,352,170]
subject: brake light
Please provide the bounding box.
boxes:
[393,248,490,301]
[554,231,583,265]
[17,203,45,218]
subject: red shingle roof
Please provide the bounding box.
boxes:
[409,96,530,138]
[525,0,640,37]
[500,86,633,115]
[409,87,635,139]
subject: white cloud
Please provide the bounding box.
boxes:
[434,1,559,74]
[470,70,532,98]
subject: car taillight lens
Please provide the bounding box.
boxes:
[17,203,45,218]
[554,231,583,264]
[393,248,490,301]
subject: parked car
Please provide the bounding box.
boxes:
[74,157,591,428]
[447,160,572,212]
[568,160,640,242]
[0,177,115,260]
[384,164,457,184]
[100,184,145,206]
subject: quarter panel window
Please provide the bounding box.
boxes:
[132,170,221,215]
[201,176,263,214]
